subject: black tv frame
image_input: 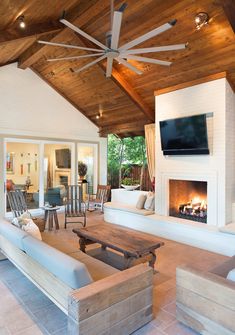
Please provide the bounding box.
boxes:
[160,114,210,156]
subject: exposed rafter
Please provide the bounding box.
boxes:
[18,0,112,69]
[75,36,155,122]
[0,20,63,46]
[222,0,235,33]
[99,120,149,137]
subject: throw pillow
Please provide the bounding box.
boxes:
[21,220,42,240]
[144,192,155,211]
[136,194,147,209]
[227,268,235,282]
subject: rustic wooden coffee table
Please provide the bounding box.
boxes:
[73,223,164,269]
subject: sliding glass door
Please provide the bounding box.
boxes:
[4,139,97,216]
[5,140,40,212]
[44,143,74,206]
[77,143,98,194]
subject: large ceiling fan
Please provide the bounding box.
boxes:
[38,1,187,78]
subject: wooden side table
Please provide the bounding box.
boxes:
[42,207,60,231]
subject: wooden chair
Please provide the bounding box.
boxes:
[7,190,45,232]
[64,185,86,228]
[88,185,111,212]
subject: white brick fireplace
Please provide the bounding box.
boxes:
[155,77,235,228]
[105,77,235,256]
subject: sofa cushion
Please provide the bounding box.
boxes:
[69,250,119,281]
[104,202,154,216]
[144,192,155,211]
[21,220,42,241]
[23,236,93,289]
[227,268,235,282]
[0,221,28,250]
[136,194,147,209]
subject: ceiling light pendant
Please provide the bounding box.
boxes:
[17,15,26,29]
[195,12,209,30]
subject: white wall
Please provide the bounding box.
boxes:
[155,78,235,227]
[0,63,108,217]
[0,63,100,140]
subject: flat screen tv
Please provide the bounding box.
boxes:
[159,114,209,155]
[55,148,71,168]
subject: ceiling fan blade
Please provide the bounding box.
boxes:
[124,55,171,66]
[106,58,113,77]
[116,57,142,74]
[111,11,123,49]
[38,40,102,52]
[60,19,107,50]
[47,53,105,62]
[121,44,187,55]
[73,54,107,73]
[119,19,177,51]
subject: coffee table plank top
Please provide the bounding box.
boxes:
[73,223,164,258]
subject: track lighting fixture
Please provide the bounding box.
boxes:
[195,12,209,30]
[17,15,26,29]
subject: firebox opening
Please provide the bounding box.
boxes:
[169,179,207,223]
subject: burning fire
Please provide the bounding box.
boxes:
[180,196,207,219]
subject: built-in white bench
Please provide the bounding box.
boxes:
[104,189,235,257]
[105,189,154,216]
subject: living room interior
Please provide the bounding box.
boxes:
[0,0,235,334]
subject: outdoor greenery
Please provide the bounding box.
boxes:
[108,134,147,189]
[121,177,140,186]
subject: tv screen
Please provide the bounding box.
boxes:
[159,114,209,155]
[55,149,71,168]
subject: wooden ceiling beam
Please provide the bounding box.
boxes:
[74,36,155,122]
[18,0,109,70]
[102,64,155,122]
[222,0,235,33]
[99,121,149,137]
[0,20,63,46]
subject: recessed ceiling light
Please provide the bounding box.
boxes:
[17,15,26,29]
[194,12,209,30]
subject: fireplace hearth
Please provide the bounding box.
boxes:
[169,179,207,223]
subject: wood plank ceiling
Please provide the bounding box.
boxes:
[0,0,235,137]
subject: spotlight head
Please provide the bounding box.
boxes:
[194,12,209,30]
[17,15,26,29]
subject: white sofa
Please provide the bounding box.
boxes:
[0,220,153,335]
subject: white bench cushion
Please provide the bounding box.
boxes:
[104,202,154,216]
[23,235,93,289]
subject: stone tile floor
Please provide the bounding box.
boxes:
[0,211,228,334]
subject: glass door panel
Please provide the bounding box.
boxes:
[77,143,98,195]
[44,143,72,206]
[6,141,40,212]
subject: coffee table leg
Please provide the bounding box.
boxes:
[123,254,135,269]
[149,250,156,269]
[79,237,86,253]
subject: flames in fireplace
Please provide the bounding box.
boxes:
[169,180,207,224]
[179,196,207,223]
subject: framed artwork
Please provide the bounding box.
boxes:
[6,152,15,174]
